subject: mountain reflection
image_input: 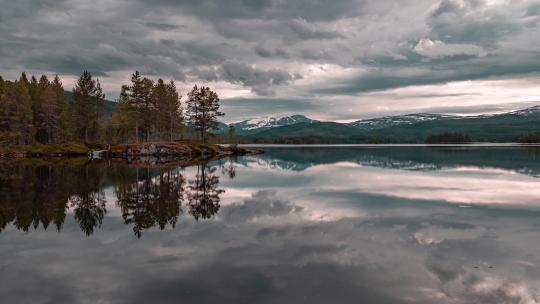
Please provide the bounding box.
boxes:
[0,160,229,237]
[248,146,540,177]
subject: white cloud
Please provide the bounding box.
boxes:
[414,38,487,58]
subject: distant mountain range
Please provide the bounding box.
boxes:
[346,113,457,130]
[62,90,539,143]
[217,107,540,143]
[226,115,315,135]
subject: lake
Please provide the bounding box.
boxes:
[1,146,540,303]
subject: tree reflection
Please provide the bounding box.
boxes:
[116,167,185,238]
[33,165,70,231]
[0,161,107,235]
[0,159,228,237]
[0,163,70,232]
[187,164,225,220]
[70,192,106,236]
[69,165,107,236]
[220,157,237,180]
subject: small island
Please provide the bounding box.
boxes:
[0,71,263,162]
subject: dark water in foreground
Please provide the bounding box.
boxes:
[1,147,540,304]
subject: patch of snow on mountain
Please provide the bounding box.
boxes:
[230,115,316,134]
[348,113,457,130]
[508,106,540,116]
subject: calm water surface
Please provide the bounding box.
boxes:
[1,147,540,303]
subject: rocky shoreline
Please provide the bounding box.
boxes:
[106,141,263,158]
[0,141,264,160]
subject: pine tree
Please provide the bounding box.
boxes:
[0,81,34,145]
[106,100,132,144]
[28,75,45,142]
[37,86,62,143]
[152,79,182,141]
[73,71,105,143]
[119,71,154,142]
[186,86,224,142]
[33,75,51,142]
[0,76,4,96]
[27,75,41,141]
[141,77,155,141]
[19,72,29,86]
[28,75,39,103]
[166,80,183,140]
[52,75,72,141]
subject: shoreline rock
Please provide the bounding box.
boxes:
[106,141,263,159]
[0,141,264,159]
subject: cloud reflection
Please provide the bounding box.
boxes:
[1,148,540,303]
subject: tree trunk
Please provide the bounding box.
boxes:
[85,127,88,143]
[135,120,139,143]
[201,122,206,143]
[170,117,173,142]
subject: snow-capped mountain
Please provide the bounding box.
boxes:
[229,115,316,135]
[347,113,459,130]
[211,105,540,141]
[507,105,540,116]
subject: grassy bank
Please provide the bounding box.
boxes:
[0,142,91,157]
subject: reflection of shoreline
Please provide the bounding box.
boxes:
[239,143,540,148]
[242,147,540,177]
[111,155,228,169]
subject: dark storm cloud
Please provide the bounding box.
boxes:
[0,0,539,113]
[0,0,68,19]
[213,18,344,42]
[143,21,186,30]
[426,1,521,47]
[527,2,540,16]
[428,0,464,18]
[314,52,540,95]
[218,61,295,96]
[185,61,297,96]
[139,0,365,22]
[254,46,289,59]
[188,67,219,82]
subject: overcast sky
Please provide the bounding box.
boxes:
[1,0,539,122]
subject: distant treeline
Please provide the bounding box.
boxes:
[0,71,225,147]
[519,132,540,143]
[230,134,474,144]
[230,133,477,144]
[425,132,473,144]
